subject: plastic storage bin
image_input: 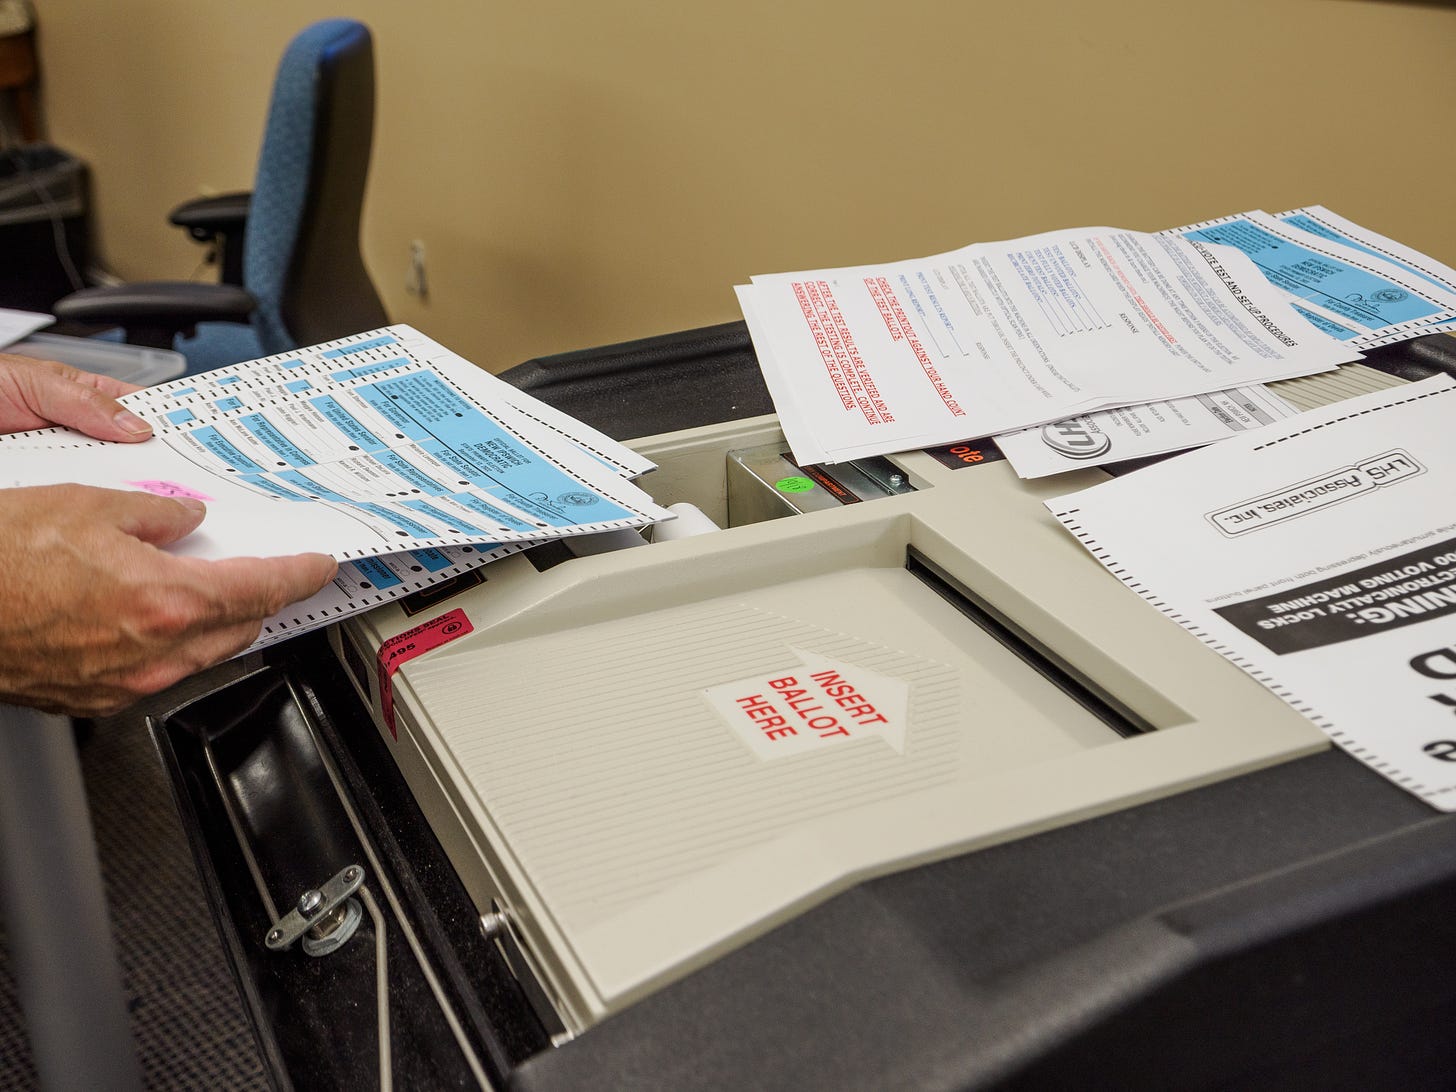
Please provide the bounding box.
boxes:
[8,332,184,387]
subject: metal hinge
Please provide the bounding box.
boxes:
[265,864,365,956]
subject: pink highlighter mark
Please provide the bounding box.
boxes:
[126,480,215,502]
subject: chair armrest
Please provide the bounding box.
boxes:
[53,282,257,350]
[168,192,251,239]
[169,192,251,284]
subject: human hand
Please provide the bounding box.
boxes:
[0,351,154,440]
[0,484,338,715]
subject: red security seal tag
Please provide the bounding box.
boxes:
[376,608,474,739]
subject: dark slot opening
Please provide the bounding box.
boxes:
[905,545,1152,739]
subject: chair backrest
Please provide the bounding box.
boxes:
[244,20,388,355]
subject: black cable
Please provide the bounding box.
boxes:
[0,114,87,292]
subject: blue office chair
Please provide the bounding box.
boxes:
[53,19,388,374]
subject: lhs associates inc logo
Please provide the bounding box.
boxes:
[1041,417,1111,459]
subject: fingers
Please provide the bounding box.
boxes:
[51,487,335,610]
[50,362,144,400]
[0,483,338,716]
[21,366,154,441]
[196,552,340,621]
[3,484,207,553]
[121,553,335,694]
[73,492,337,601]
[95,489,209,547]
[0,353,154,441]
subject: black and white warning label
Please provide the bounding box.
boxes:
[1216,537,1456,654]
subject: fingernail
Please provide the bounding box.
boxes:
[114,409,153,436]
[174,497,206,515]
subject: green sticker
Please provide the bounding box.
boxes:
[775,475,816,493]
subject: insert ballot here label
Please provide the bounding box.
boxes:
[702,649,908,760]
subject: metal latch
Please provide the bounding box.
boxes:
[265,864,365,956]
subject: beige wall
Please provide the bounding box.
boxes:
[32,0,1456,374]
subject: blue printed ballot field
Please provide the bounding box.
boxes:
[0,325,671,650]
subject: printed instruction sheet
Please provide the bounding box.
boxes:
[1,325,670,649]
[994,207,1456,477]
[1048,376,1456,810]
[738,227,1358,466]
[995,382,1299,478]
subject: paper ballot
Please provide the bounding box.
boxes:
[1047,377,1456,810]
[1,326,670,650]
[1175,209,1456,350]
[738,227,1358,466]
[1273,206,1456,340]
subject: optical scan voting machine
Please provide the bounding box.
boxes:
[326,347,1423,1037]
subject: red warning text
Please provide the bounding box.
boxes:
[703,651,909,760]
[733,669,890,745]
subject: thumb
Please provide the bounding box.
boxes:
[16,366,154,442]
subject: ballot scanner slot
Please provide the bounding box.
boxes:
[905,545,1154,739]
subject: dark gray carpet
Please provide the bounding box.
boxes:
[0,687,268,1090]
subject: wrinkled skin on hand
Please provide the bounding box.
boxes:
[0,486,337,714]
[0,354,338,715]
[0,352,159,440]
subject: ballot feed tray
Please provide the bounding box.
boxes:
[339,406,1340,1031]
[397,561,1121,1024]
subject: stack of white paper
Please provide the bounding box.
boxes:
[737,226,1360,467]
[738,211,1456,477]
